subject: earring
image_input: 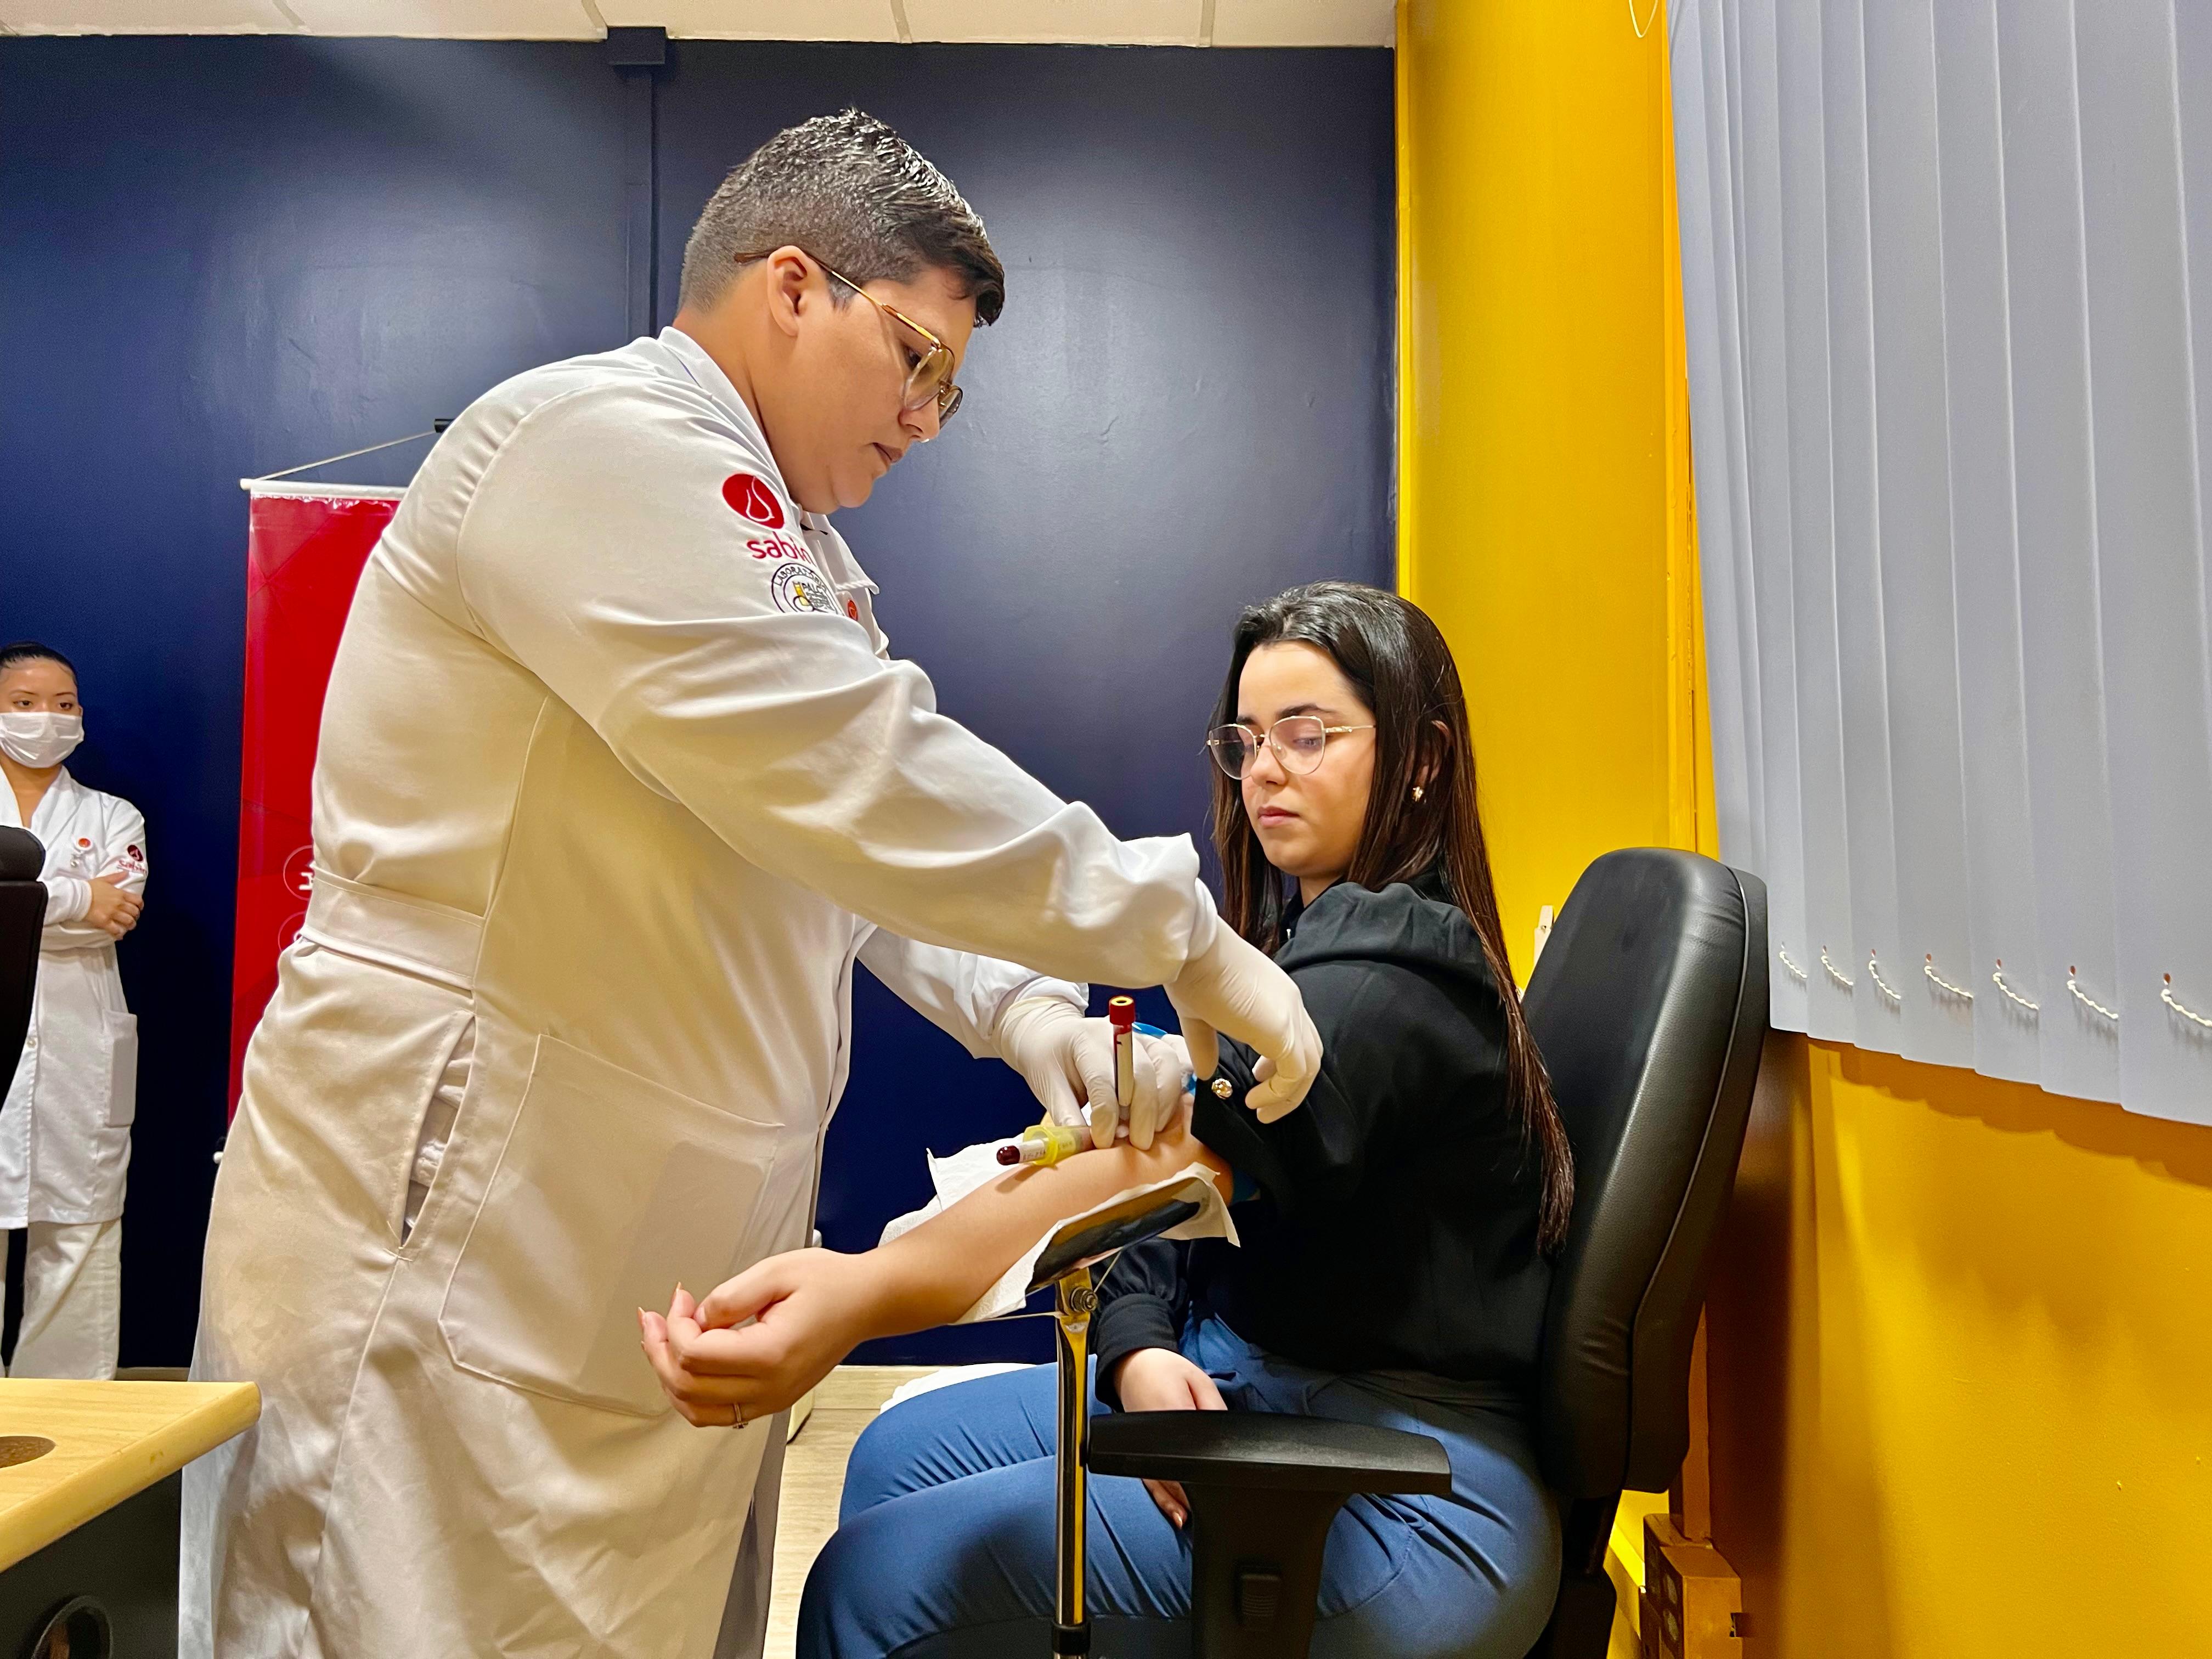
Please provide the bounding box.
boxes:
[1412,785,1425,802]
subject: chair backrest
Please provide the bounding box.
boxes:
[0,827,48,1085]
[1522,848,1767,1498]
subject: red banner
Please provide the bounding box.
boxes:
[229,486,398,1114]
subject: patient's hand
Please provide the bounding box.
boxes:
[1110,1347,1227,1528]
[640,1127,1237,1429]
[637,1251,878,1429]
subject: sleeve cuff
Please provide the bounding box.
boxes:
[1091,1295,1183,1410]
[41,875,89,926]
[1182,880,1221,964]
[990,976,1088,1041]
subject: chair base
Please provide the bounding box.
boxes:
[1526,1569,1617,1659]
[1525,1493,1622,1659]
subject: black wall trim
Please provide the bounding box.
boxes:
[616,30,669,338]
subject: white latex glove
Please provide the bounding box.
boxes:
[1091,1030,1195,1152]
[994,998,1193,1150]
[1164,923,1322,1122]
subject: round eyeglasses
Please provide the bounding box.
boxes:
[1206,716,1376,779]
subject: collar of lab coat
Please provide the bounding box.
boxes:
[654,325,776,464]
[653,326,881,599]
[800,513,879,596]
[0,764,77,833]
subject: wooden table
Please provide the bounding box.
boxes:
[0,1380,258,1573]
[0,1379,258,1655]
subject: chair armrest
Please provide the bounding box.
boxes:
[1026,1175,1215,1292]
[1090,1411,1453,1497]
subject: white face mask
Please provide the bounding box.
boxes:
[0,712,84,770]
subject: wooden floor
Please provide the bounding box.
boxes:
[766,1366,940,1659]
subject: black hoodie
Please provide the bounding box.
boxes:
[1093,869,1554,1403]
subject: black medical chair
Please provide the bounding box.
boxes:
[1061,848,1768,1658]
[0,827,46,1092]
[1517,849,1767,1655]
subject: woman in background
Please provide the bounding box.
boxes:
[0,640,145,1378]
[648,583,1573,1659]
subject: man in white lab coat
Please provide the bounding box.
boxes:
[0,641,146,1380]
[184,109,1319,1658]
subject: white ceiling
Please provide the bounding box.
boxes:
[0,0,1396,46]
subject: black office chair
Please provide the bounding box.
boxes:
[0,827,47,1088]
[1079,848,1769,1659]
[1521,849,1767,1655]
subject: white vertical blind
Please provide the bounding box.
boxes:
[1732,0,1816,1035]
[2076,3,2212,1122]
[1822,0,1910,1060]
[1997,0,2126,1105]
[1865,0,1975,1070]
[1929,0,2042,1087]
[1775,0,1859,1048]
[1673,0,1767,883]
[1671,0,2212,1120]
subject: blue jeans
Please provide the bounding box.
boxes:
[797,1313,1561,1659]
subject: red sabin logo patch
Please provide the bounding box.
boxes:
[722,472,786,529]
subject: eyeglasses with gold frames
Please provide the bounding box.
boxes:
[1206,716,1376,780]
[736,248,964,426]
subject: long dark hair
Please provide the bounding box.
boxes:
[1209,582,1573,1251]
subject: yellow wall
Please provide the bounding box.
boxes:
[1712,1038,2212,1658]
[1397,0,1689,984]
[1397,5,2212,1657]
[1397,2,1692,1647]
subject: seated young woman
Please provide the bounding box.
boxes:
[641,581,1572,1659]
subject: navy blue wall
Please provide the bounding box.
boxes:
[2,39,634,1368]
[0,37,1393,1366]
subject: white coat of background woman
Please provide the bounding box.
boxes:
[0,640,146,1378]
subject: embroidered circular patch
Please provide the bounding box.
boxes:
[770,559,838,616]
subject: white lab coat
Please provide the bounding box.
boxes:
[0,769,145,1227]
[184,327,1217,1659]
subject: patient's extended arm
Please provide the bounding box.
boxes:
[639,1126,1232,1427]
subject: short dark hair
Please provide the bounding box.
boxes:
[679,109,1004,324]
[0,641,76,683]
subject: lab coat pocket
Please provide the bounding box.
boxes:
[101,1012,139,1129]
[440,1035,783,1418]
